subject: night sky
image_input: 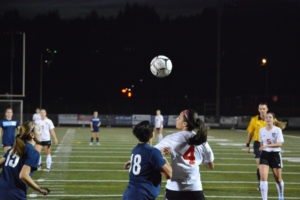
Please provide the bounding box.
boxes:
[0,0,299,116]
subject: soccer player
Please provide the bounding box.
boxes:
[35,109,58,171]
[0,108,20,153]
[246,103,268,190]
[0,121,50,199]
[259,112,284,200]
[154,109,164,143]
[155,109,214,200]
[90,111,101,146]
[123,121,172,200]
[32,108,41,124]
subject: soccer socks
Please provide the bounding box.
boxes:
[38,155,42,166]
[260,181,268,200]
[96,137,99,143]
[158,134,163,143]
[46,154,52,169]
[91,137,94,143]
[276,181,284,199]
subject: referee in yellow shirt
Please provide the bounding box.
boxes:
[246,103,268,190]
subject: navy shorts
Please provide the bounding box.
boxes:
[92,128,99,132]
[260,151,283,169]
[2,138,14,147]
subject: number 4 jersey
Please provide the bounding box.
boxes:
[155,131,214,191]
[123,143,166,200]
[0,142,40,200]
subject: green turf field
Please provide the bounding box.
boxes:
[1,127,300,199]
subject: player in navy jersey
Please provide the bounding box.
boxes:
[0,108,20,153]
[0,121,50,200]
[123,121,172,200]
[90,111,101,146]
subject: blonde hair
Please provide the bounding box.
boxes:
[12,121,35,157]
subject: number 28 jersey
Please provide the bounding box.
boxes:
[0,142,40,200]
[155,131,214,191]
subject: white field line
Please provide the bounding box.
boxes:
[35,179,300,185]
[46,168,300,175]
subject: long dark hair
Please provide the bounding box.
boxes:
[183,109,207,145]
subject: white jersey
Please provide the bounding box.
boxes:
[155,131,214,191]
[259,126,284,152]
[155,115,164,129]
[36,118,55,141]
[32,113,41,123]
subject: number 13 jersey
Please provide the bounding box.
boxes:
[0,142,40,199]
[155,131,214,191]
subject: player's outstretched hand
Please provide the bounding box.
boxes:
[124,160,131,169]
[161,147,172,156]
[39,187,50,195]
[246,147,250,154]
[54,138,58,145]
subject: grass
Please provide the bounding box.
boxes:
[1,127,300,199]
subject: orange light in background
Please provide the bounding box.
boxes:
[121,89,127,93]
[127,92,132,98]
[261,58,267,66]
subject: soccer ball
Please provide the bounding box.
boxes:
[150,55,172,78]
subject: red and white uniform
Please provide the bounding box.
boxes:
[35,118,55,142]
[155,131,214,191]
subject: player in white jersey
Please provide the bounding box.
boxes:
[155,109,214,200]
[154,109,164,144]
[259,112,284,200]
[32,108,41,124]
[35,109,58,172]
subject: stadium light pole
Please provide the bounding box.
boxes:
[39,52,44,108]
[216,0,223,117]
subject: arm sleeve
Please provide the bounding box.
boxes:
[49,120,55,130]
[202,142,214,163]
[150,148,166,170]
[24,148,39,170]
[17,121,20,127]
[276,128,284,143]
[246,117,255,133]
[154,134,181,151]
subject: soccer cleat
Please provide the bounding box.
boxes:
[37,164,42,171]
[44,168,51,172]
[89,142,93,146]
[96,142,100,146]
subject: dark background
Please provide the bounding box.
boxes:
[0,0,299,116]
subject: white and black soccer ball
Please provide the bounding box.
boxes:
[150,55,172,78]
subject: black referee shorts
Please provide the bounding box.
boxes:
[253,141,261,158]
[260,151,283,169]
[165,189,206,200]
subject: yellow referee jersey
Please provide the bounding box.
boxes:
[247,115,266,142]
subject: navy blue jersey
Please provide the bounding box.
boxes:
[0,142,39,200]
[91,118,100,131]
[123,143,166,200]
[0,119,20,147]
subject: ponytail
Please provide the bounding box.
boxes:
[12,121,34,157]
[188,119,207,145]
[183,109,207,146]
